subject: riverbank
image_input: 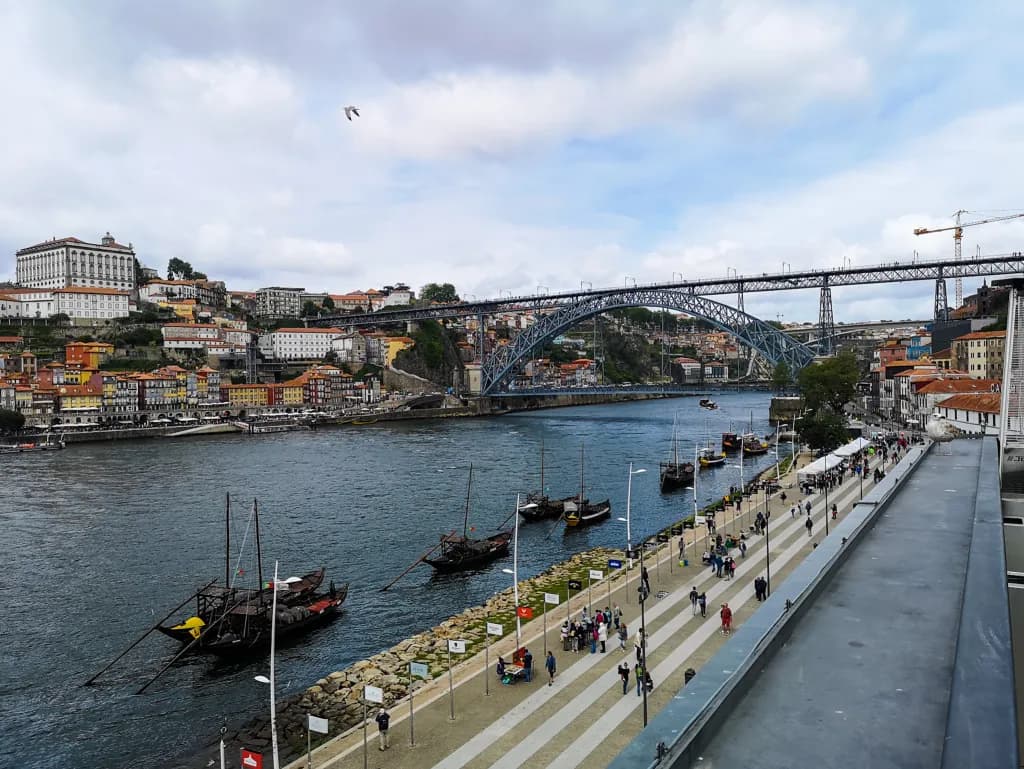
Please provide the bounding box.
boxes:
[194,449,800,767]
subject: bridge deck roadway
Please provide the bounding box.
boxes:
[693,438,1014,769]
[288,450,898,769]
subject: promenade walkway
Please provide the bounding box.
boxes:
[290,452,891,769]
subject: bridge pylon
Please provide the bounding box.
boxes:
[934,276,950,324]
[817,280,835,355]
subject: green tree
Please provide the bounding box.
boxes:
[50,313,71,326]
[301,300,320,318]
[322,295,335,311]
[772,361,792,391]
[0,408,26,434]
[797,412,848,452]
[167,257,196,280]
[419,283,460,304]
[797,351,859,413]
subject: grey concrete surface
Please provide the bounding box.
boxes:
[693,440,982,769]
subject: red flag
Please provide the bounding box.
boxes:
[516,606,534,619]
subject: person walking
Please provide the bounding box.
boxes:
[739,539,747,559]
[720,603,733,635]
[635,662,645,696]
[634,630,646,664]
[831,503,838,520]
[545,651,557,685]
[790,504,797,518]
[689,586,699,615]
[613,604,622,629]
[729,558,737,580]
[523,648,533,682]
[805,500,811,515]
[641,566,651,596]
[698,592,707,617]
[618,661,630,695]
[805,515,813,538]
[618,622,628,650]
[590,624,598,654]
[375,708,391,751]
[598,621,608,653]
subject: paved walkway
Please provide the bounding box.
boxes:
[290,453,892,769]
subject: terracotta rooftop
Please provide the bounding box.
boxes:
[918,379,1001,395]
[937,393,1001,414]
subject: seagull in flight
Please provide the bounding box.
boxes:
[344,105,360,121]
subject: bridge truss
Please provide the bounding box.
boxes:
[480,289,816,395]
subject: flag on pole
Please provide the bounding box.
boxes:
[516,606,534,619]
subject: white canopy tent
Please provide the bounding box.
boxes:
[797,453,845,482]
[832,437,872,457]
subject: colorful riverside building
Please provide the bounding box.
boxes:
[64,341,114,369]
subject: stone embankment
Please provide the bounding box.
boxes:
[225,547,624,757]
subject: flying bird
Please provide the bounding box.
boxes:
[344,105,360,121]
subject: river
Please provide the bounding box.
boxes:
[0,392,784,769]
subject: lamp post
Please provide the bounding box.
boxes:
[764,486,772,597]
[618,464,646,604]
[501,495,532,653]
[824,467,830,537]
[638,536,650,728]
[254,561,282,769]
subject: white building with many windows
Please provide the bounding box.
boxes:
[258,327,342,360]
[0,286,129,320]
[15,233,136,290]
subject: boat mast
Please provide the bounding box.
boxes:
[253,499,265,596]
[579,443,585,503]
[539,436,545,496]
[672,413,679,466]
[225,493,230,587]
[463,464,473,539]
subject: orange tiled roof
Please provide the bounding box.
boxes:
[938,393,1001,413]
[955,330,1006,341]
[917,379,1000,395]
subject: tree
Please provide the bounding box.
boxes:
[322,295,335,311]
[192,271,208,280]
[50,313,71,326]
[797,412,847,452]
[797,351,859,414]
[0,408,25,434]
[419,283,459,304]
[771,361,792,391]
[301,300,320,318]
[167,257,196,280]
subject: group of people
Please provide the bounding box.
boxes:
[560,604,623,655]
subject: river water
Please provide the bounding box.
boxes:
[0,392,783,769]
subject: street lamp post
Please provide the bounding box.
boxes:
[618,464,646,604]
[254,561,282,769]
[764,487,772,597]
[501,495,532,653]
[824,469,830,536]
[638,538,650,728]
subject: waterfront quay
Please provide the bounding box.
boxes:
[248,446,898,769]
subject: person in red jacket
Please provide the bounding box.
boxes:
[720,603,733,635]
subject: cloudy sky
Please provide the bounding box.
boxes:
[2,0,1023,322]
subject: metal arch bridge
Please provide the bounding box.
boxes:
[480,289,816,395]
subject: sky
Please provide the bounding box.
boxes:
[2,0,1023,323]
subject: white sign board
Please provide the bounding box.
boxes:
[589,569,603,580]
[447,639,466,654]
[409,661,429,679]
[364,685,384,704]
[695,515,706,526]
[308,714,329,734]
[544,592,560,605]
[486,622,504,636]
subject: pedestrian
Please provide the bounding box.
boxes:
[644,669,654,693]
[618,622,628,650]
[739,539,747,559]
[805,515,813,537]
[545,651,557,685]
[618,661,630,695]
[831,503,838,520]
[780,491,787,505]
[716,554,724,578]
[634,630,645,664]
[790,504,796,518]
[698,592,707,617]
[720,603,733,635]
[523,648,533,682]
[689,586,699,615]
[729,558,737,580]
[805,500,811,515]
[613,604,622,629]
[599,621,608,653]
[590,624,598,654]
[635,662,645,696]
[375,708,391,751]
[641,566,651,596]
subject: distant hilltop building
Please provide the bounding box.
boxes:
[15,232,136,291]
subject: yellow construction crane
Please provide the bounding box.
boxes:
[914,210,1024,309]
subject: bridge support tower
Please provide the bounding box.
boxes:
[817,279,835,356]
[934,273,950,324]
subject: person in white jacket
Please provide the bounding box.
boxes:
[598,621,608,653]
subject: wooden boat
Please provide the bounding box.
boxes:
[154,498,347,657]
[564,444,612,528]
[423,464,512,572]
[699,398,719,410]
[661,415,695,492]
[698,446,727,467]
[519,437,575,521]
[739,412,769,455]
[721,431,741,453]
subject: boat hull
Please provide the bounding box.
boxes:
[423,532,512,573]
[660,462,695,493]
[564,500,612,528]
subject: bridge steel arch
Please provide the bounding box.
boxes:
[481,288,816,395]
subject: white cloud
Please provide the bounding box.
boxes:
[353,1,870,159]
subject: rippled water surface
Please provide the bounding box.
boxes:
[0,393,783,768]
